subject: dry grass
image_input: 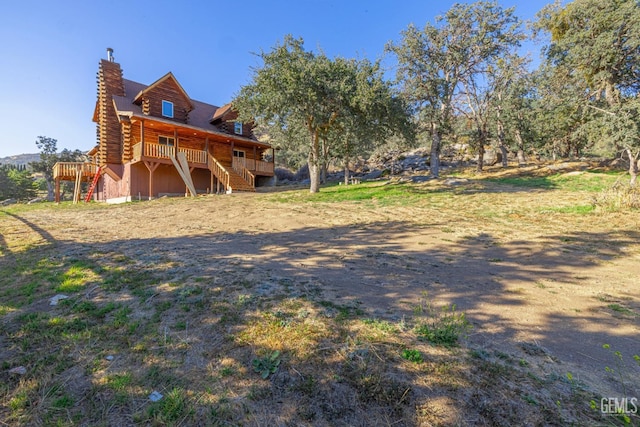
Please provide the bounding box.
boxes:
[1,163,639,426]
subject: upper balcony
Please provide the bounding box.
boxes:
[132,142,274,175]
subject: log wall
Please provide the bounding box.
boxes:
[141,78,190,123]
[214,109,255,139]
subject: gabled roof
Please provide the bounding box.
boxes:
[132,72,194,111]
[212,103,233,122]
[111,79,269,148]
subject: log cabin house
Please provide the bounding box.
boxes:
[53,48,274,203]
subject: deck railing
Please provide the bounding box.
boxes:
[255,159,274,174]
[132,142,207,164]
[208,154,230,191]
[53,162,98,179]
[233,157,274,174]
[179,147,207,164]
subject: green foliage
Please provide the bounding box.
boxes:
[252,350,281,379]
[388,1,526,175]
[401,349,424,363]
[234,35,411,192]
[536,0,640,175]
[0,166,37,200]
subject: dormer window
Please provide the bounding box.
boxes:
[162,100,174,118]
[234,122,242,135]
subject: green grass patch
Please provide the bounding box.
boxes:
[541,204,596,214]
[270,181,439,205]
[484,172,623,192]
[415,304,471,348]
[55,262,100,293]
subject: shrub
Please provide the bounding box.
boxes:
[275,167,296,182]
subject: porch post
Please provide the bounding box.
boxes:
[140,119,145,157]
[253,146,257,170]
[174,129,179,157]
[144,160,160,200]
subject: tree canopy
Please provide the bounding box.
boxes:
[234,35,412,192]
[536,0,640,183]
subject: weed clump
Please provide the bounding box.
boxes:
[415,303,471,348]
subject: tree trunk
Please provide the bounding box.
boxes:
[46,180,54,201]
[497,120,508,168]
[344,136,350,185]
[626,148,639,186]
[309,159,320,193]
[476,125,487,173]
[514,128,526,166]
[320,138,329,184]
[344,154,350,186]
[477,144,485,172]
[308,130,321,193]
[430,123,441,178]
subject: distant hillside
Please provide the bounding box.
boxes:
[0,153,40,167]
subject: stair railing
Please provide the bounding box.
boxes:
[208,154,231,192]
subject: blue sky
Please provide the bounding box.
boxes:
[0,0,553,158]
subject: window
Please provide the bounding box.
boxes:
[158,136,175,146]
[157,136,175,157]
[233,149,245,158]
[234,121,242,135]
[162,100,174,118]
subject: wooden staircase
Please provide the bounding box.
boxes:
[207,154,255,193]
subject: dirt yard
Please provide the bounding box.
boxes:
[2,167,639,425]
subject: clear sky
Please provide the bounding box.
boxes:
[0,0,553,158]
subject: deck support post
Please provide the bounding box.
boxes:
[143,160,160,200]
[55,178,60,203]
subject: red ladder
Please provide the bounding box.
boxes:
[84,166,102,203]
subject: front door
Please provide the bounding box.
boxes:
[233,149,246,167]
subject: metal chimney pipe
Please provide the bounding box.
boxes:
[107,47,114,62]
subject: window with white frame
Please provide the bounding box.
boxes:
[162,100,174,118]
[234,121,242,135]
[158,136,175,146]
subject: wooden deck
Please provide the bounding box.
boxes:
[132,142,274,175]
[52,162,98,181]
